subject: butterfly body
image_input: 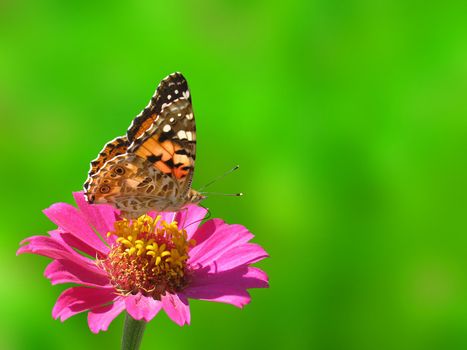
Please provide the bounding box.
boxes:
[84,73,204,218]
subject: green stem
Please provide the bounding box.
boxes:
[121,312,147,350]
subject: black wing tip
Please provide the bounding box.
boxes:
[164,72,188,85]
[170,71,185,79]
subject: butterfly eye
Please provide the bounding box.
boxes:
[114,166,126,175]
[99,185,111,193]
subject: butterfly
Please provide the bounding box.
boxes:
[83,72,205,219]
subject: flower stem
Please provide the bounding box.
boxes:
[121,312,147,350]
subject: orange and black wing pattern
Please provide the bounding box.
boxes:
[83,72,196,211]
[128,73,196,196]
[127,72,192,142]
[83,136,129,202]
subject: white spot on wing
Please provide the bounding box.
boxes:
[163,124,171,132]
[186,113,193,120]
[175,89,179,94]
[169,117,175,123]
[177,130,187,139]
[167,94,172,100]
[186,131,193,141]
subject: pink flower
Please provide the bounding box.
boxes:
[17,192,269,333]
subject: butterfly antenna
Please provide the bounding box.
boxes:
[198,165,240,191]
[200,192,243,197]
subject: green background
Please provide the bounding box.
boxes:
[2,1,467,349]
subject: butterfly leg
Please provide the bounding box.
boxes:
[179,207,189,230]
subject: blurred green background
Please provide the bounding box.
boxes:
[2,1,467,349]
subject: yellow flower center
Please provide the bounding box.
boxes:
[97,215,196,299]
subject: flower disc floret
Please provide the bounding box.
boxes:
[98,215,196,299]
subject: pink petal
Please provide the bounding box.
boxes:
[159,211,177,223]
[73,192,119,245]
[175,205,207,239]
[184,285,251,308]
[44,260,110,287]
[146,211,158,219]
[241,267,269,288]
[190,266,269,290]
[188,220,254,266]
[49,229,101,258]
[189,219,228,249]
[52,286,116,321]
[43,202,109,255]
[146,210,176,222]
[19,235,95,267]
[202,243,269,272]
[19,235,109,286]
[88,298,126,333]
[161,293,190,326]
[184,266,268,308]
[124,294,162,322]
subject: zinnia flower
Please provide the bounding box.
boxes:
[17,192,269,333]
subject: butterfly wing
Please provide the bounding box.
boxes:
[128,97,196,199]
[127,72,191,142]
[83,72,196,217]
[84,153,182,218]
[83,136,129,202]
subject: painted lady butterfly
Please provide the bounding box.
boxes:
[83,72,204,219]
